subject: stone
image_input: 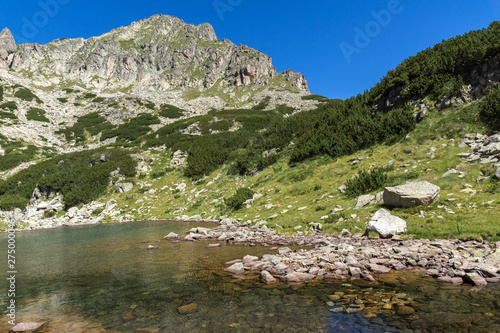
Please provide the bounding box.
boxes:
[224,262,245,275]
[349,267,362,276]
[9,322,45,332]
[282,272,316,283]
[369,264,391,274]
[354,194,375,210]
[207,243,221,248]
[365,209,407,238]
[243,255,259,264]
[163,232,179,239]
[261,270,277,284]
[36,201,51,211]
[441,169,459,177]
[341,229,352,237]
[496,167,500,179]
[338,185,347,195]
[170,150,188,168]
[147,245,159,250]
[177,303,198,314]
[396,305,415,316]
[383,181,440,207]
[463,273,488,286]
[115,182,134,193]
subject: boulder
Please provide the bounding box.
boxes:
[365,209,407,239]
[496,167,500,179]
[463,273,488,286]
[383,181,440,207]
[115,182,134,193]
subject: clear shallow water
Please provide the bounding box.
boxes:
[0,221,499,332]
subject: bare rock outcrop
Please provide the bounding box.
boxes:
[383,181,440,208]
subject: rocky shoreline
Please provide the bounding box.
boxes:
[168,218,500,287]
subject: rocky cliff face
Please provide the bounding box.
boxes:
[0,15,309,94]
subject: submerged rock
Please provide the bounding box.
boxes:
[177,303,198,314]
[9,322,45,332]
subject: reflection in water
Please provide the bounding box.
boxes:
[0,221,499,332]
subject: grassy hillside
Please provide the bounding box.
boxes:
[0,22,499,240]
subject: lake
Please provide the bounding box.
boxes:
[1,221,499,332]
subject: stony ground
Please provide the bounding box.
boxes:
[164,219,500,288]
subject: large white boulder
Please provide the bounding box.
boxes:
[365,209,407,239]
[383,181,440,208]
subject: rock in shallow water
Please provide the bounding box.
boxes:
[224,262,245,275]
[9,322,45,332]
[261,270,277,284]
[177,303,198,314]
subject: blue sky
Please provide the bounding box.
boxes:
[1,0,499,99]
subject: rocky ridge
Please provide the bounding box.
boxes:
[0,15,309,98]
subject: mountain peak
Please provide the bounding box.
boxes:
[0,27,16,52]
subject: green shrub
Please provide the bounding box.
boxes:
[256,153,279,171]
[144,101,155,110]
[0,111,16,120]
[57,112,114,144]
[14,87,42,103]
[57,97,68,103]
[275,104,295,115]
[480,85,500,130]
[344,167,389,198]
[0,137,37,171]
[44,211,56,218]
[101,113,160,143]
[0,148,136,209]
[301,94,329,102]
[252,96,271,110]
[151,170,165,179]
[27,108,49,122]
[159,104,184,118]
[0,85,3,101]
[83,93,97,99]
[0,101,17,111]
[315,205,326,211]
[0,194,27,210]
[92,97,106,103]
[225,187,254,211]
